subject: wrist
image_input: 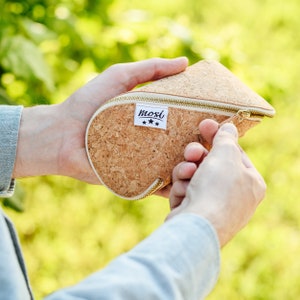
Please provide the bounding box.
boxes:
[13,104,64,178]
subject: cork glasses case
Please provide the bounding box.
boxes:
[86,60,275,200]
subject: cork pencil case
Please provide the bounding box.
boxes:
[85,60,275,200]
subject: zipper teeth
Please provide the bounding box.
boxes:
[118,178,164,200]
[141,178,164,199]
[106,92,273,117]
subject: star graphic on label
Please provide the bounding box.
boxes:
[155,122,159,126]
[149,119,154,124]
[143,121,147,125]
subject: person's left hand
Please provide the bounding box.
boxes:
[13,58,188,189]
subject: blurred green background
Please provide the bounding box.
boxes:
[1,0,300,299]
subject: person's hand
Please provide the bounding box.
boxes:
[167,119,266,247]
[169,142,208,209]
[169,119,219,206]
[13,57,188,185]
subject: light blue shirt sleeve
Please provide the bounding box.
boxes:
[0,209,33,300]
[0,105,23,197]
[45,214,220,300]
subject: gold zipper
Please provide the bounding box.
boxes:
[109,177,164,200]
[137,178,165,200]
[219,109,252,125]
[105,92,273,119]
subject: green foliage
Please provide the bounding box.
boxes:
[1,0,300,299]
[0,35,54,90]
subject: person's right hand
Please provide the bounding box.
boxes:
[168,119,266,247]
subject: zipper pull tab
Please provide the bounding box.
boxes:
[220,109,251,126]
[198,110,251,150]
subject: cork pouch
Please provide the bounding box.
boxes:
[86,60,275,200]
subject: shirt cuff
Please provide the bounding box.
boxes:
[0,105,23,198]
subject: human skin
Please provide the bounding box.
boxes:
[168,120,266,247]
[11,56,266,247]
[12,57,188,191]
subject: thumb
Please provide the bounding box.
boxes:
[213,123,238,144]
[211,123,240,158]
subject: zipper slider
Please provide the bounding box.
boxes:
[237,109,251,121]
[220,109,251,126]
[199,110,251,150]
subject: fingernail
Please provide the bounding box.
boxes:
[174,56,189,63]
[219,123,238,137]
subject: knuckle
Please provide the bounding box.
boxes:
[172,163,180,181]
[171,181,184,197]
[257,178,267,200]
[211,140,240,162]
[172,161,186,181]
[249,173,267,203]
[106,63,123,73]
[106,63,132,88]
[214,135,237,150]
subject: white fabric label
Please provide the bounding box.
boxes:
[134,103,168,130]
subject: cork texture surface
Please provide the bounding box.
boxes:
[136,60,275,115]
[87,102,259,199]
[86,59,274,199]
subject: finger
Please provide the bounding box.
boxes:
[184,142,208,163]
[240,148,266,194]
[212,124,266,192]
[169,180,189,209]
[123,57,189,88]
[239,146,256,169]
[74,57,188,115]
[212,123,238,147]
[172,161,198,183]
[154,184,171,198]
[102,57,188,97]
[210,123,241,160]
[199,119,219,147]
